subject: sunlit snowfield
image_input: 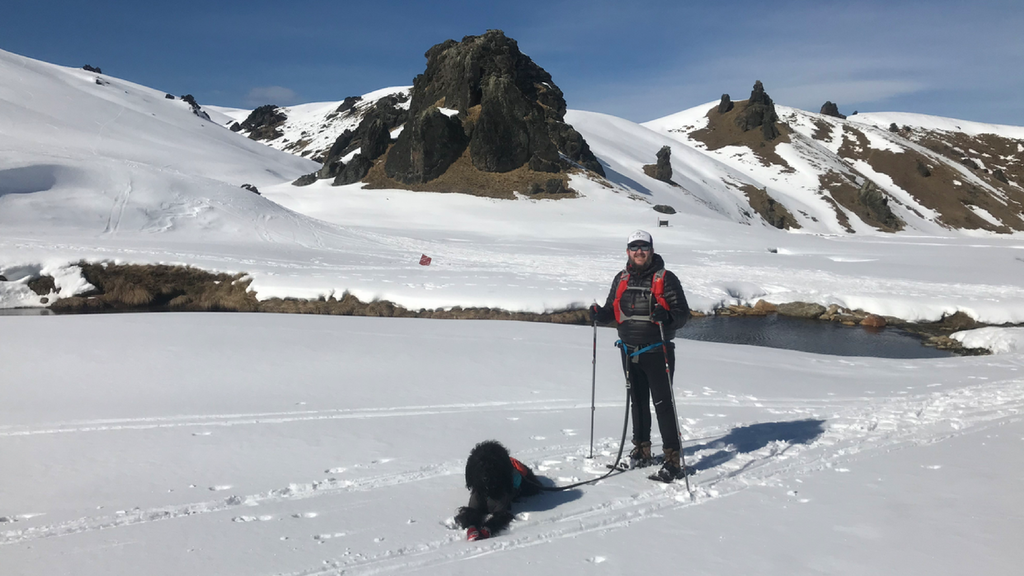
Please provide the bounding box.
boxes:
[2,48,1024,575]
[2,313,1023,576]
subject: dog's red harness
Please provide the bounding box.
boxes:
[510,457,530,476]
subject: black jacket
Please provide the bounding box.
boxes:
[594,253,690,346]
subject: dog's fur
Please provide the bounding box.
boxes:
[454,440,541,535]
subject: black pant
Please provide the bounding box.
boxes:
[620,343,680,452]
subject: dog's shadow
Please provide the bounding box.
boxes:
[513,477,584,513]
[686,419,826,472]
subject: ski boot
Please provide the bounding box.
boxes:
[649,448,692,483]
[629,440,654,469]
[466,526,491,541]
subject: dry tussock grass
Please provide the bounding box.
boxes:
[690,100,794,169]
[49,263,592,325]
[363,145,576,199]
[737,184,800,230]
[50,263,259,312]
[839,128,1022,232]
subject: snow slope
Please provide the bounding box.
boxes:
[207,87,411,161]
[2,313,1022,575]
[3,48,1024,327]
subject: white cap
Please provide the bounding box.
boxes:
[627,230,653,246]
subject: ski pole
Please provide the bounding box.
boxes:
[589,314,598,459]
[659,321,692,494]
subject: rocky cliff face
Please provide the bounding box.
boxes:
[380,30,604,193]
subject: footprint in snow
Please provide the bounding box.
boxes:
[325,467,347,474]
[587,556,607,564]
[209,485,233,491]
[192,431,212,436]
[292,512,319,519]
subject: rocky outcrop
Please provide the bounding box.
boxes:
[383,30,604,187]
[385,108,469,183]
[653,146,672,181]
[83,65,102,74]
[653,204,676,214]
[858,179,901,230]
[526,179,572,195]
[241,105,287,141]
[297,94,410,185]
[180,94,211,121]
[642,146,673,183]
[28,275,56,296]
[820,101,846,119]
[735,81,780,141]
[333,154,374,186]
[335,96,363,115]
[240,184,260,195]
[291,173,318,187]
[776,302,826,319]
[916,160,932,177]
[718,94,734,114]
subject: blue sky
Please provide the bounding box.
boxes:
[3,0,1023,125]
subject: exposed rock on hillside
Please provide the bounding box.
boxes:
[718,94,734,114]
[857,179,902,230]
[241,105,288,141]
[375,30,603,196]
[642,146,674,183]
[384,107,469,183]
[180,94,211,121]
[740,184,800,230]
[301,93,411,184]
[820,101,846,119]
[735,81,780,141]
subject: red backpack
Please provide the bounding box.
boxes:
[612,269,668,323]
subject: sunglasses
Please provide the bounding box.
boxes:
[627,243,652,252]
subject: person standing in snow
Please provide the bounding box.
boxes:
[590,230,691,482]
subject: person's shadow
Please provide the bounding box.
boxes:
[686,419,826,472]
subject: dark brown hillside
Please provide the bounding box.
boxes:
[835,126,1024,232]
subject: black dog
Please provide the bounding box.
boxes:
[455,440,541,539]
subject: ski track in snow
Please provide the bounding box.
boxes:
[4,378,1022,576]
[0,399,583,437]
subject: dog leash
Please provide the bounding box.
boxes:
[522,376,633,492]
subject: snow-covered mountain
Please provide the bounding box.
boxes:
[222,79,1024,236]
[3,45,1024,326]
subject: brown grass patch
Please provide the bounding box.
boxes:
[737,184,800,229]
[362,145,577,199]
[690,100,794,170]
[810,119,833,142]
[837,128,1023,232]
[49,263,259,312]
[916,131,1024,207]
[819,170,903,232]
[48,263,592,325]
[815,187,855,232]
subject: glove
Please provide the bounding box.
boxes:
[589,304,602,323]
[650,303,672,324]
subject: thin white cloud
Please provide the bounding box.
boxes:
[243,86,299,107]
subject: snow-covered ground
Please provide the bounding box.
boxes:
[3,47,1024,576]
[3,49,1024,326]
[2,313,1023,575]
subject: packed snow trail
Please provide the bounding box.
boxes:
[2,314,1023,576]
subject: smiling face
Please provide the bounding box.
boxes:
[627,242,652,268]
